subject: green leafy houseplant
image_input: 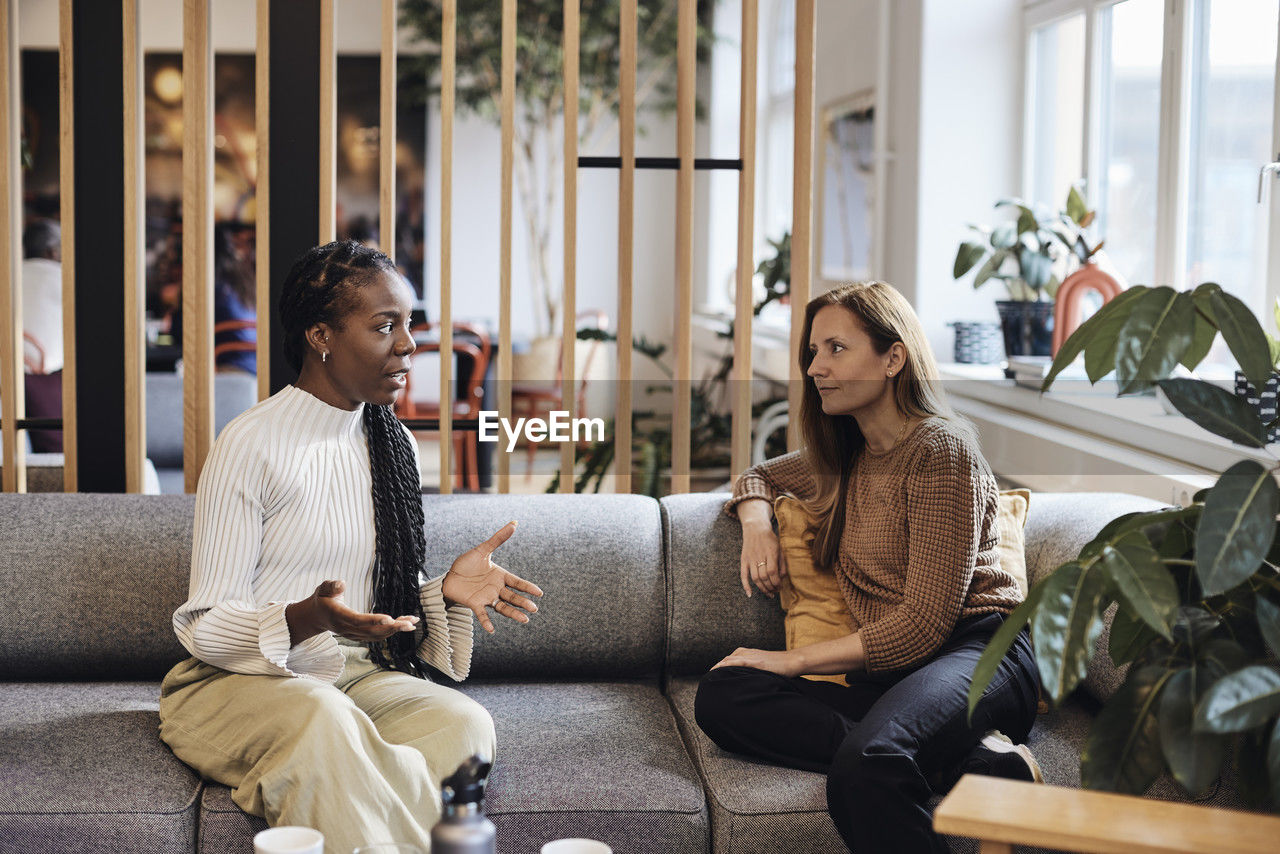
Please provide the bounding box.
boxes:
[953,187,1103,302]
[969,281,1280,810]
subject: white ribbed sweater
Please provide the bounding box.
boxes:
[172,384,473,683]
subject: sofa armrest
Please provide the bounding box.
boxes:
[934,775,1280,854]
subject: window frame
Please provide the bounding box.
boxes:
[1023,0,1280,319]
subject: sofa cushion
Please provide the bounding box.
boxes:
[463,681,708,854]
[422,494,666,680]
[0,682,201,853]
[197,785,268,854]
[661,494,786,678]
[0,494,195,680]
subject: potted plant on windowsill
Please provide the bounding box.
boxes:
[953,187,1103,358]
[970,281,1280,810]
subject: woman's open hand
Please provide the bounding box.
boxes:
[442,521,544,634]
[711,647,802,678]
[285,579,419,646]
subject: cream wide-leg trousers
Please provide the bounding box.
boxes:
[158,642,496,854]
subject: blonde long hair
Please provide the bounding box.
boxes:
[797,282,972,569]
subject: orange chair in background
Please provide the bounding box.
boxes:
[511,309,609,477]
[396,331,489,491]
[213,319,257,364]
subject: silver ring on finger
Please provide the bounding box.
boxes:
[755,561,767,568]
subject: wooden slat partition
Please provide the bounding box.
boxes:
[380,0,396,261]
[497,0,515,493]
[123,0,145,492]
[319,0,335,244]
[731,0,758,482]
[615,0,636,494]
[59,0,76,490]
[0,0,22,493]
[671,0,695,494]
[788,0,815,452]
[560,0,579,494]
[255,0,270,402]
[439,0,455,494]
[182,0,214,493]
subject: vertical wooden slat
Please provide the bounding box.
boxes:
[871,0,888,278]
[788,0,815,452]
[731,0,758,482]
[497,0,514,493]
[123,0,144,492]
[439,0,455,494]
[671,0,695,494]
[380,0,396,260]
[182,0,214,493]
[0,0,22,493]
[319,0,335,244]
[255,0,270,402]
[615,0,636,494]
[560,0,578,494]
[59,0,76,490]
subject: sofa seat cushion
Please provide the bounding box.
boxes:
[0,682,200,853]
[462,681,708,854]
[197,785,267,854]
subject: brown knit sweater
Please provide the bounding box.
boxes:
[725,416,1023,672]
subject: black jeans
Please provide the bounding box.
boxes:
[694,613,1039,854]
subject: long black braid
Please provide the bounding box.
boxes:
[279,240,430,678]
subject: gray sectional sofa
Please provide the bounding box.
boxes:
[0,490,1244,854]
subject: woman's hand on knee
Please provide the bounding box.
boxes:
[711,647,801,678]
[287,579,420,645]
[443,521,544,634]
[740,520,787,599]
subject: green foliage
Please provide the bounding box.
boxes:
[952,187,1103,302]
[967,281,1280,809]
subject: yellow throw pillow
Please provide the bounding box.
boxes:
[996,488,1031,597]
[774,495,854,686]
[772,489,1032,685]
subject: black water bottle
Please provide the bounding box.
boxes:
[431,755,496,854]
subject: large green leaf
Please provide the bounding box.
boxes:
[1110,604,1162,666]
[966,582,1044,720]
[1033,562,1109,702]
[1081,508,1194,562]
[1194,665,1280,733]
[1195,460,1279,596]
[1043,285,1149,390]
[1258,596,1280,658]
[1099,532,1179,638]
[1019,247,1054,290]
[1159,667,1229,795]
[1210,289,1274,393]
[1180,311,1217,372]
[954,241,988,278]
[1066,185,1089,224]
[1115,287,1196,394]
[972,249,1009,289]
[1237,727,1273,809]
[1082,665,1172,793]
[1084,286,1152,384]
[1156,378,1268,448]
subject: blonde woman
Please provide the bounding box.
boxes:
[695,282,1040,854]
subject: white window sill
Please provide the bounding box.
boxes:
[940,362,1269,504]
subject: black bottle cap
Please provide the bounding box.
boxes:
[441,754,492,806]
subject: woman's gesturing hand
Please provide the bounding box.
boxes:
[286,579,420,646]
[443,520,544,634]
[711,647,802,678]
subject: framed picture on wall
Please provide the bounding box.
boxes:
[816,90,876,283]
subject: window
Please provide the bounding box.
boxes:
[1024,0,1280,323]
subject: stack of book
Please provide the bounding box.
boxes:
[1005,355,1090,390]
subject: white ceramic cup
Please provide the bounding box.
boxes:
[540,840,612,854]
[253,826,325,854]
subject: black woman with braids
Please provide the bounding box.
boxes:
[159,241,543,852]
